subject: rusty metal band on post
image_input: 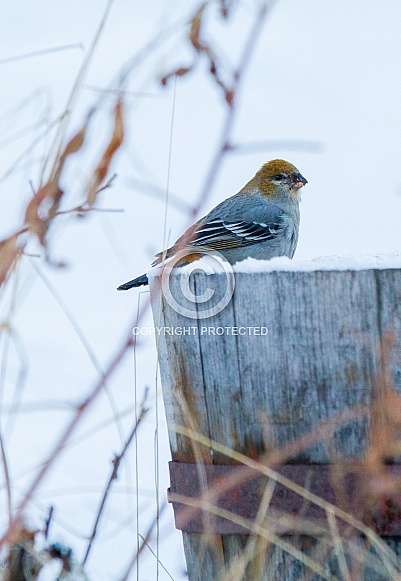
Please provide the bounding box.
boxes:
[168,461,401,536]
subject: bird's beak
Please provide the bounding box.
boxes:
[292,173,308,189]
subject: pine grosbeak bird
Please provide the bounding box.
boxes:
[117,159,307,290]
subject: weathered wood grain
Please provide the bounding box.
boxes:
[150,269,401,580]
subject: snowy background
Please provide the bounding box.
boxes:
[1,0,401,579]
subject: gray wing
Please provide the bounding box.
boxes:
[188,198,288,250]
[152,201,288,265]
[189,217,284,250]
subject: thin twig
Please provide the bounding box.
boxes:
[150,0,278,269]
[0,313,142,549]
[188,0,278,221]
[29,259,126,445]
[44,506,54,540]
[0,116,62,186]
[56,205,124,215]
[0,44,84,66]
[137,534,175,581]
[118,504,167,581]
[83,388,149,565]
[226,139,324,155]
[84,85,161,98]
[43,0,117,184]
[126,177,193,214]
[0,432,12,522]
[0,120,51,151]
[0,178,121,268]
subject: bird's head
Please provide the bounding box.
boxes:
[254,159,307,200]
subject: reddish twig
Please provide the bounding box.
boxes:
[83,388,150,566]
[0,311,147,549]
[189,0,277,221]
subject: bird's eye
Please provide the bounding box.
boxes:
[273,173,285,180]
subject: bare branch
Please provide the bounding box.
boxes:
[83,388,150,566]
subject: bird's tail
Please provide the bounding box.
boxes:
[117,273,149,290]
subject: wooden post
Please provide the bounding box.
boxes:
[150,268,401,580]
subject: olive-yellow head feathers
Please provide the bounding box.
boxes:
[246,159,307,200]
